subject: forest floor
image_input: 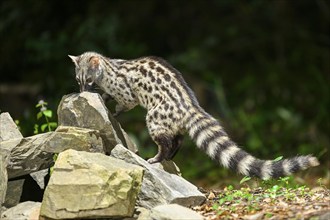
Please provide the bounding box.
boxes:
[192,175,330,220]
[194,186,330,220]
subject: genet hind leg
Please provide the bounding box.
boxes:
[166,134,184,160]
[147,134,173,164]
[146,109,181,163]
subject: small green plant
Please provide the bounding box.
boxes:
[273,156,283,162]
[240,176,252,184]
[212,185,262,215]
[33,100,58,175]
[212,175,313,218]
[34,100,57,134]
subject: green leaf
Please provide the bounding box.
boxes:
[48,122,58,130]
[53,153,58,161]
[50,166,54,175]
[43,110,52,118]
[37,112,43,120]
[35,103,42,108]
[274,156,283,162]
[240,176,251,184]
[33,124,39,134]
[41,124,48,132]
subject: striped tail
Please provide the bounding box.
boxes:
[185,110,320,180]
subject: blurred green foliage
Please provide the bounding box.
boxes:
[0,0,329,184]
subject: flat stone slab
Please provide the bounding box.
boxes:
[1,133,54,179]
[111,144,206,209]
[1,126,104,179]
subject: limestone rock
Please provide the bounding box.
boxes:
[150,204,204,220]
[40,149,144,219]
[30,169,49,189]
[317,211,330,220]
[0,153,7,210]
[1,133,54,179]
[57,92,138,154]
[1,201,41,220]
[2,126,104,179]
[156,160,181,176]
[0,112,23,142]
[3,179,24,208]
[111,144,206,209]
[4,174,47,209]
[46,126,104,153]
[136,207,152,220]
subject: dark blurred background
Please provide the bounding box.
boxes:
[0,0,329,186]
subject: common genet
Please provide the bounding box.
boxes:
[69,51,319,180]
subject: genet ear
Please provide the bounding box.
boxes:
[89,56,100,69]
[68,55,79,66]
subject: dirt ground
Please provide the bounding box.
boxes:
[193,186,330,220]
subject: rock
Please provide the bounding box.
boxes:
[1,201,41,220]
[1,207,6,217]
[46,126,104,153]
[40,149,144,219]
[0,153,8,211]
[30,169,49,190]
[136,207,152,220]
[150,204,204,220]
[316,211,330,220]
[3,179,24,208]
[57,92,138,154]
[111,145,206,209]
[1,133,53,179]
[122,129,139,154]
[157,160,181,176]
[2,126,104,179]
[4,173,49,209]
[0,112,23,142]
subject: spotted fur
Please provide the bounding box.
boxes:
[69,51,319,179]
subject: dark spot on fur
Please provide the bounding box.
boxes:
[164,74,171,82]
[154,111,158,119]
[140,66,147,76]
[156,66,165,74]
[148,71,156,82]
[119,84,125,89]
[143,84,148,91]
[154,94,160,100]
[149,62,156,69]
[164,103,169,111]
